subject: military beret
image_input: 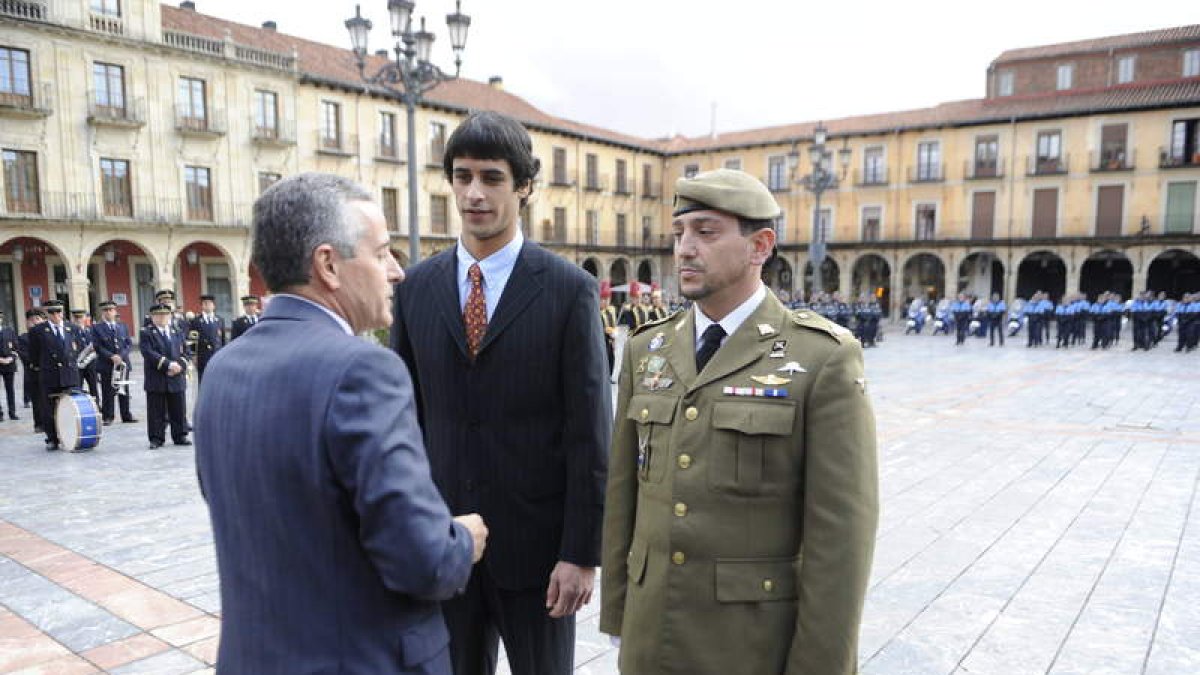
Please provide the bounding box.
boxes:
[98,301,117,310]
[199,294,216,302]
[673,168,781,220]
[155,289,176,300]
[149,304,174,315]
[241,295,260,304]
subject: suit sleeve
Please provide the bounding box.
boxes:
[556,278,612,567]
[598,338,638,636]
[28,327,42,372]
[139,330,170,372]
[389,285,424,424]
[92,326,115,360]
[325,350,473,602]
[786,338,879,675]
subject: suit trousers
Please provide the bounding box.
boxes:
[97,369,133,421]
[81,366,99,400]
[146,391,187,444]
[0,371,15,415]
[25,373,42,427]
[39,383,69,444]
[443,564,574,675]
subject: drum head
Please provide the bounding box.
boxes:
[56,393,101,452]
[56,395,80,450]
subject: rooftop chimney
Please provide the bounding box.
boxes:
[262,20,277,31]
[488,76,503,91]
[180,1,195,10]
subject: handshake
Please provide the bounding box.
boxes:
[453,513,489,563]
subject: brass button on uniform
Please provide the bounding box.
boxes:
[677,454,692,469]
[762,579,775,592]
[671,551,686,565]
[673,502,688,517]
[684,406,699,421]
[640,408,649,422]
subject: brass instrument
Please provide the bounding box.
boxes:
[76,343,97,369]
[112,360,134,396]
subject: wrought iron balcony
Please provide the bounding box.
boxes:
[1090,149,1135,172]
[316,131,358,157]
[0,82,52,118]
[175,105,227,136]
[87,94,144,128]
[1026,154,1070,176]
[854,167,890,187]
[964,158,1006,180]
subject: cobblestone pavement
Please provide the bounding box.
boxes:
[1,326,1197,674]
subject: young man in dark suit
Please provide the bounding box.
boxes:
[197,173,486,674]
[91,300,137,425]
[392,111,612,675]
[70,308,100,400]
[190,294,226,383]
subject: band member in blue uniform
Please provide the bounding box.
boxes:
[91,300,137,425]
[140,304,190,448]
[229,295,261,340]
[0,310,18,421]
[70,309,100,400]
[27,300,83,450]
[17,309,45,428]
[190,294,226,384]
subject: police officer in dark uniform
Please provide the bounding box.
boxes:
[70,308,100,400]
[91,300,137,425]
[17,308,45,427]
[0,310,19,421]
[1130,291,1151,351]
[230,295,261,340]
[190,294,226,385]
[140,303,191,448]
[951,293,972,345]
[28,300,83,450]
[984,293,1006,346]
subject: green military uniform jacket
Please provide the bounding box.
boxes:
[600,291,879,675]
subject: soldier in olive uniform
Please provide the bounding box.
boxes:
[601,169,879,675]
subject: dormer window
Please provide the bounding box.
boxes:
[1185,49,1200,78]
[1056,64,1074,91]
[1117,56,1135,84]
[997,71,1014,97]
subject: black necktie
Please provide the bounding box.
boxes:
[695,324,727,372]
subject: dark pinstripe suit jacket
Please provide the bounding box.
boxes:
[392,240,612,590]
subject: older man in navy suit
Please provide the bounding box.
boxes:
[196,173,488,674]
[392,111,611,675]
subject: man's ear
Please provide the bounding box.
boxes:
[311,244,340,291]
[748,227,777,266]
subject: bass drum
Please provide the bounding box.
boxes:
[56,392,101,452]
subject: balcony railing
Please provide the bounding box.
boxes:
[613,178,633,196]
[175,105,226,136]
[89,12,123,35]
[1158,147,1200,169]
[162,30,297,73]
[0,0,47,21]
[250,118,297,146]
[0,191,253,227]
[87,94,144,128]
[1090,149,1135,172]
[964,159,1006,180]
[640,181,661,199]
[316,131,357,157]
[1026,155,1070,176]
[907,164,944,183]
[549,169,577,188]
[765,175,791,193]
[855,167,889,187]
[375,139,406,163]
[0,82,53,118]
[583,174,608,192]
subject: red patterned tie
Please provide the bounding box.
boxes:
[464,263,487,359]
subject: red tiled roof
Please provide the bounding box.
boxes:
[995,24,1200,64]
[161,4,660,151]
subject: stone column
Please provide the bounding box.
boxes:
[838,255,853,298]
[68,277,91,313]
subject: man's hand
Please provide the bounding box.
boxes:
[545,561,595,618]
[453,513,488,563]
[110,354,122,365]
[166,362,183,377]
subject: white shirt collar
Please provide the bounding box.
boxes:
[273,294,354,336]
[694,284,767,351]
[456,228,524,281]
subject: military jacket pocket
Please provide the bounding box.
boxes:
[626,393,678,484]
[715,557,799,603]
[708,401,798,496]
[626,539,648,585]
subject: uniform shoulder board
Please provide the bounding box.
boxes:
[632,311,677,336]
[790,309,851,342]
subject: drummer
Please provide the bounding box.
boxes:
[27,300,83,451]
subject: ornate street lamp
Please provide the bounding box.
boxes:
[346,1,471,265]
[789,122,851,297]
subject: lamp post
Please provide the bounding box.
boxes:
[789,123,850,298]
[346,1,471,266]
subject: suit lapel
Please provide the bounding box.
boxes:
[431,249,471,360]
[478,242,544,355]
[663,308,698,391]
[688,292,788,393]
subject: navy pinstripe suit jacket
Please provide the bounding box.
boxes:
[392,240,612,590]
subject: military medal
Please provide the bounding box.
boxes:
[769,339,787,358]
[778,361,806,375]
[636,356,649,374]
[750,373,791,386]
[648,332,665,351]
[641,355,673,390]
[722,386,788,398]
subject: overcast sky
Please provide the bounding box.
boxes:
[194,0,1194,139]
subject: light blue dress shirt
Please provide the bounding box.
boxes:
[456,230,524,321]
